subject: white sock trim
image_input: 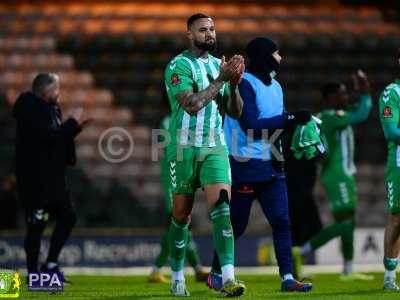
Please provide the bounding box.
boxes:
[172,270,185,282]
[221,264,235,284]
[282,273,294,282]
[385,269,396,281]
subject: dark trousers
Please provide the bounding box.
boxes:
[212,177,293,276]
[24,201,76,272]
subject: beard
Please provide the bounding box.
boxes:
[194,39,216,52]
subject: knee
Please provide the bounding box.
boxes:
[173,209,191,224]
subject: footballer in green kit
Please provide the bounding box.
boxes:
[293,70,373,281]
[379,48,400,292]
[164,13,246,297]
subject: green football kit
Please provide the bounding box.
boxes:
[320,110,357,214]
[320,94,372,214]
[164,50,236,281]
[303,94,372,263]
[164,50,231,195]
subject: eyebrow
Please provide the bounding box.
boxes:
[199,26,214,30]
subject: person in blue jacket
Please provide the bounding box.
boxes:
[206,37,313,292]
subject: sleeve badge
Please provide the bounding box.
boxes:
[171,73,181,86]
[383,106,393,118]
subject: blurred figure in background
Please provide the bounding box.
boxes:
[293,71,373,281]
[379,49,400,291]
[13,73,91,279]
[149,95,208,284]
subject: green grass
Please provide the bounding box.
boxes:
[19,273,400,299]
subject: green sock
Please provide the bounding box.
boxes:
[210,202,234,267]
[310,220,352,251]
[169,218,189,272]
[186,231,201,269]
[154,226,170,269]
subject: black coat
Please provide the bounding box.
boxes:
[13,92,81,209]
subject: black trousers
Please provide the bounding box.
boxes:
[24,200,76,272]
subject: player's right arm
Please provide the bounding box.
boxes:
[380,87,400,144]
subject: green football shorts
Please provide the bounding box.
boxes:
[322,173,357,214]
[169,145,231,195]
[385,167,400,214]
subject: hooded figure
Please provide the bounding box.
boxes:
[246,37,280,85]
[208,38,313,292]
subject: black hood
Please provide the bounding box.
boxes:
[246,37,279,85]
[12,92,40,119]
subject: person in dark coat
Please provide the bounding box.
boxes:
[13,73,90,276]
[283,137,322,247]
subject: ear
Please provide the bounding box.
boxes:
[187,30,193,41]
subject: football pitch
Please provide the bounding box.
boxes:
[20,273,400,299]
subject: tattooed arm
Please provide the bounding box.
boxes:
[175,55,244,115]
[176,79,225,115]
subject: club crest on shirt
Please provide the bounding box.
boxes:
[171,73,181,86]
[383,106,392,118]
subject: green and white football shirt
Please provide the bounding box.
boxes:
[164,50,230,161]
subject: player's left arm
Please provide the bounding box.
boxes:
[219,57,245,119]
[348,70,372,124]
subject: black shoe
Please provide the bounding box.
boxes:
[40,264,72,285]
